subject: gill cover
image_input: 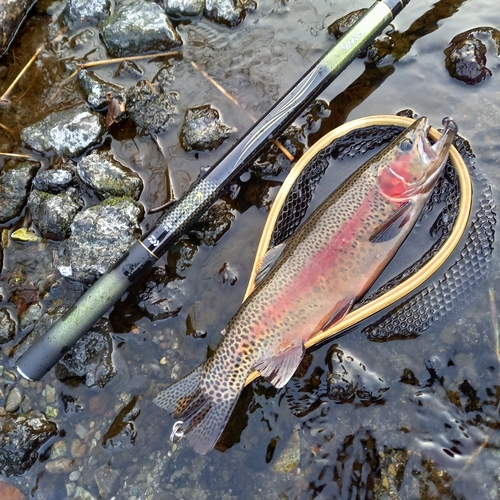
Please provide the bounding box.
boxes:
[378,117,458,202]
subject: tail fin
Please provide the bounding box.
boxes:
[154,363,240,455]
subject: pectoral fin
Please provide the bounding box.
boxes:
[319,298,355,331]
[253,344,305,389]
[369,202,413,243]
[254,243,287,286]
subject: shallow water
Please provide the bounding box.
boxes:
[1,0,500,498]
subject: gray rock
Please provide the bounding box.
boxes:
[45,458,75,474]
[32,164,76,193]
[0,0,36,56]
[126,80,178,136]
[0,308,16,344]
[204,0,253,27]
[0,160,39,224]
[100,1,182,57]
[55,198,143,284]
[28,187,84,240]
[0,410,57,476]
[77,150,143,200]
[78,70,126,111]
[5,386,23,413]
[137,267,186,320]
[63,0,111,28]
[74,486,97,500]
[164,0,205,18]
[188,201,235,246]
[94,464,120,497]
[55,319,116,388]
[180,104,235,152]
[21,104,105,158]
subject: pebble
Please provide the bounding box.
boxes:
[45,385,56,404]
[71,438,87,458]
[3,369,17,383]
[45,406,58,418]
[69,470,81,481]
[5,386,23,413]
[10,228,41,242]
[75,422,89,439]
[50,440,67,459]
[45,458,75,474]
[66,482,76,497]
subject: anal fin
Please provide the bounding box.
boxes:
[254,344,305,389]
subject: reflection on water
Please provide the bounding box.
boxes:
[1,0,500,498]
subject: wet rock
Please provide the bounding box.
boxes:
[94,464,119,497]
[101,1,182,57]
[21,104,105,158]
[0,307,16,344]
[102,396,140,451]
[444,28,500,85]
[5,387,23,413]
[63,0,111,29]
[55,319,116,388]
[11,306,67,364]
[55,198,143,284]
[0,0,36,56]
[10,228,41,242]
[19,302,43,330]
[28,188,84,240]
[50,440,67,459]
[188,201,235,246]
[163,0,205,19]
[77,70,126,111]
[180,104,235,152]
[326,347,389,404]
[137,267,186,320]
[204,0,253,27]
[0,410,57,476]
[126,80,178,136]
[328,9,367,39]
[77,150,143,200]
[0,160,39,224]
[272,426,300,473]
[32,164,76,194]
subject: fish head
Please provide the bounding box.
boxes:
[378,116,458,204]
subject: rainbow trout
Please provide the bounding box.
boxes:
[154,117,458,454]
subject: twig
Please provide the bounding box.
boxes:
[190,61,295,162]
[148,200,176,214]
[0,152,33,159]
[0,122,16,135]
[0,45,44,106]
[76,51,183,70]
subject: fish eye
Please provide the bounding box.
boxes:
[399,138,413,152]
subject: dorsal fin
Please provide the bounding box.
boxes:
[254,243,287,286]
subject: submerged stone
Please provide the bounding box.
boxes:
[180,104,235,152]
[137,267,186,320]
[21,104,105,158]
[0,160,39,224]
[126,80,178,135]
[188,201,235,246]
[100,1,182,57]
[78,70,126,111]
[444,27,500,85]
[55,319,116,388]
[63,0,111,29]
[55,198,143,284]
[77,150,143,200]
[163,0,205,19]
[0,410,57,476]
[28,187,84,240]
[204,0,253,27]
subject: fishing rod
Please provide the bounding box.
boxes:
[17,0,411,381]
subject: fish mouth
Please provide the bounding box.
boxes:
[416,117,458,193]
